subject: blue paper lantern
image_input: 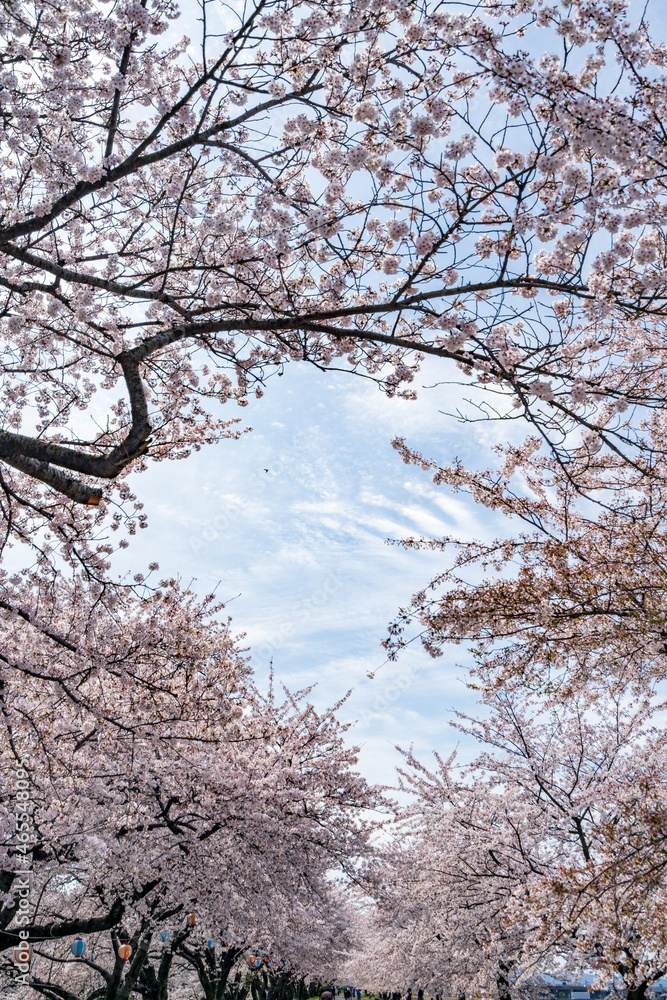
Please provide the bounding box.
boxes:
[207,939,215,950]
[70,938,86,958]
[160,931,170,942]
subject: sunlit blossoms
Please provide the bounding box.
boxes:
[3,0,667,538]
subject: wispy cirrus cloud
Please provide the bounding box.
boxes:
[118,362,511,785]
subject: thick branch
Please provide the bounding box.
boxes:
[0,450,103,505]
[0,898,124,953]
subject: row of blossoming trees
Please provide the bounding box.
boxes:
[344,439,667,996]
[346,430,667,986]
[3,0,667,994]
[0,572,379,998]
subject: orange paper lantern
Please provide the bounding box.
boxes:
[118,943,132,961]
[186,912,196,927]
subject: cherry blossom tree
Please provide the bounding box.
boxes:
[0,570,382,997]
[386,438,667,699]
[364,693,667,1000]
[175,940,249,1000]
[3,0,667,528]
[361,748,536,998]
[365,294,667,998]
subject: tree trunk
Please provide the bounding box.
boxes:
[497,960,514,1000]
[626,985,648,1000]
[215,946,243,1000]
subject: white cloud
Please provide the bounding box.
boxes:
[118,358,495,787]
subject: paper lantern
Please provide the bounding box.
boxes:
[13,944,30,963]
[206,939,215,950]
[160,931,170,942]
[70,937,86,957]
[186,912,196,927]
[118,943,132,962]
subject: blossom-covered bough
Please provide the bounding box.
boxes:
[385,438,667,698]
[2,0,667,528]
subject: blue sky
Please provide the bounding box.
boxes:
[118,358,519,789]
